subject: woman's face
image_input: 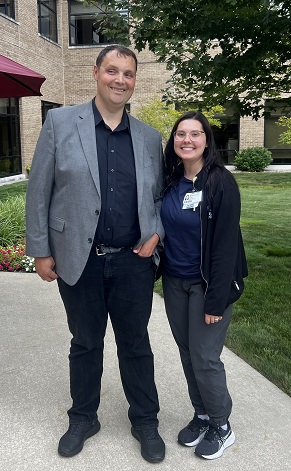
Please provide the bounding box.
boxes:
[174,119,207,166]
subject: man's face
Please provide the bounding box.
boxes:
[93,50,136,110]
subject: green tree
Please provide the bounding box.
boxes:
[136,99,223,142]
[276,116,291,144]
[94,0,291,119]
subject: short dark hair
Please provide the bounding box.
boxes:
[96,45,138,70]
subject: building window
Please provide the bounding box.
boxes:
[265,99,291,163]
[41,101,62,124]
[37,0,58,42]
[0,98,21,177]
[0,0,15,19]
[68,0,128,46]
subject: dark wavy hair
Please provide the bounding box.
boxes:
[164,111,224,188]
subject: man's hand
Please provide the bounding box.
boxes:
[35,256,59,282]
[133,233,160,257]
[205,314,223,325]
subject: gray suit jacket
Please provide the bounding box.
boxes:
[25,101,165,285]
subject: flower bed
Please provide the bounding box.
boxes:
[0,244,35,272]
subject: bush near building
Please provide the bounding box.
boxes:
[233,147,273,172]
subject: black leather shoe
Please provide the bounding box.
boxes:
[58,420,101,457]
[131,426,165,463]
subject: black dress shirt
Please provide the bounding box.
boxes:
[92,100,141,247]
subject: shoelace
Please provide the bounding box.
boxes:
[188,417,207,432]
[143,428,160,441]
[203,425,224,444]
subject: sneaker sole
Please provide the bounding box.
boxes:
[178,429,207,447]
[58,422,101,457]
[195,430,235,460]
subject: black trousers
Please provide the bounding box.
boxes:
[162,273,233,426]
[57,249,159,428]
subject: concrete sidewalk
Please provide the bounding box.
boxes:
[1,272,290,471]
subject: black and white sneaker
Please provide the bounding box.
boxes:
[195,421,235,460]
[178,415,209,447]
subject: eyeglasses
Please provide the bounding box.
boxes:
[173,130,205,141]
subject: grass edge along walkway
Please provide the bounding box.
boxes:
[1,174,291,396]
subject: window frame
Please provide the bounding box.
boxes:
[37,0,58,43]
[68,0,128,47]
[0,98,21,178]
[0,0,15,19]
[264,99,291,164]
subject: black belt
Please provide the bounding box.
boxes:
[95,245,130,256]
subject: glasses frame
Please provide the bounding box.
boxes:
[173,130,205,142]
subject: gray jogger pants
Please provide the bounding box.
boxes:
[162,273,233,426]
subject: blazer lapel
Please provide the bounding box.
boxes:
[76,103,101,195]
[129,116,144,213]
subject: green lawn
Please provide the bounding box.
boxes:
[0,181,27,201]
[1,173,291,395]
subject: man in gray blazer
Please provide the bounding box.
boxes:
[26,45,165,463]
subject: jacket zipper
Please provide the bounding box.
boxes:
[199,204,208,297]
[234,280,240,290]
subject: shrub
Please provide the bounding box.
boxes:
[233,147,272,172]
[0,195,26,246]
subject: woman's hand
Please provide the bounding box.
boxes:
[205,314,222,325]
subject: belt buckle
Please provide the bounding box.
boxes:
[96,245,106,256]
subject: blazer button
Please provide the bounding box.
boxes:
[95,210,99,215]
[88,238,92,243]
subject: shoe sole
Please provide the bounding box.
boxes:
[58,422,101,457]
[131,427,165,463]
[195,430,235,460]
[178,429,207,447]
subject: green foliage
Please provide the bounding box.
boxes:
[96,0,291,119]
[276,116,291,145]
[0,195,26,246]
[0,181,27,201]
[136,98,223,142]
[233,147,272,172]
[137,100,180,142]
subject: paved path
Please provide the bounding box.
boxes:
[1,272,291,471]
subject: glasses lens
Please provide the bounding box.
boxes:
[174,131,202,141]
[190,132,202,139]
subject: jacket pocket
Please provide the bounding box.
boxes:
[227,277,245,306]
[48,214,65,232]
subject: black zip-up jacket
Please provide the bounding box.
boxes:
[195,165,248,316]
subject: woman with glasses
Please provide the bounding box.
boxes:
[160,111,247,460]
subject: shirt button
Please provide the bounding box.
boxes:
[110,149,114,153]
[110,188,114,192]
[109,208,112,211]
[107,228,111,231]
[111,168,114,172]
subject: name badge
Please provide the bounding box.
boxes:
[182,191,202,211]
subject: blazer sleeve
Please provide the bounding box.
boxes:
[153,135,165,243]
[25,110,56,257]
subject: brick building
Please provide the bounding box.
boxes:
[1,1,290,179]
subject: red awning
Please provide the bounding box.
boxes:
[0,54,46,98]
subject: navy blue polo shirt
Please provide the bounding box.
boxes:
[92,100,140,247]
[161,177,201,279]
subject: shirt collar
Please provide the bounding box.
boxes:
[92,98,130,132]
